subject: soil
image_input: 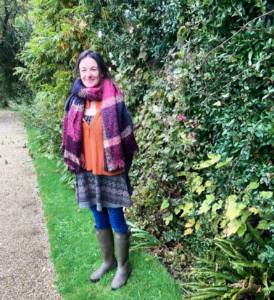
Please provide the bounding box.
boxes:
[0,111,62,300]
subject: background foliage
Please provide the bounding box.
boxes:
[0,0,32,106]
[6,0,274,298]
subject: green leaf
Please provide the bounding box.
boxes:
[257,220,269,230]
[161,198,169,210]
[163,213,173,225]
[259,191,273,199]
[241,211,252,223]
[246,182,259,191]
[207,153,221,163]
[262,271,268,288]
[198,194,215,215]
[237,223,246,237]
[215,157,233,168]
[193,176,203,186]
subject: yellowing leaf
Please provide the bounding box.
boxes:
[225,219,242,237]
[198,194,215,215]
[195,220,201,231]
[213,101,221,106]
[185,218,195,228]
[249,207,261,215]
[226,195,245,221]
[196,185,206,195]
[220,218,228,229]
[193,176,203,186]
[212,200,223,213]
[180,203,194,217]
[184,228,193,235]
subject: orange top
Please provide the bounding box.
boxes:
[82,100,124,176]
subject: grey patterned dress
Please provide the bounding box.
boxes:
[75,115,132,211]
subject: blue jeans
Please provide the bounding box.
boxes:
[90,206,128,233]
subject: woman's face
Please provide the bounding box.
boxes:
[79,56,101,88]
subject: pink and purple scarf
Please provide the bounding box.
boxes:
[62,78,139,173]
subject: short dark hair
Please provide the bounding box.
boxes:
[74,50,112,81]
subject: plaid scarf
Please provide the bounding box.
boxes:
[62,78,139,173]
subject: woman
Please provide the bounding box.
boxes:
[62,50,139,290]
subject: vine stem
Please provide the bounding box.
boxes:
[201,9,274,66]
[202,52,274,104]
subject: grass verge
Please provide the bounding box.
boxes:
[26,126,183,300]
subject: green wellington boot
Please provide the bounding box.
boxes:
[111,231,131,291]
[90,227,117,283]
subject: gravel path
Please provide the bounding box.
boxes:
[0,111,62,300]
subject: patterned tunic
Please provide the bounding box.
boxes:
[75,115,132,211]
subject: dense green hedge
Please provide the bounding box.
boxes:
[15,0,274,298]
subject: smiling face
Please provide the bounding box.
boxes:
[79,56,101,88]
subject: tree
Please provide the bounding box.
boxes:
[0,0,32,105]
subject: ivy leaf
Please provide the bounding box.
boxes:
[163,213,173,225]
[185,218,195,228]
[180,203,194,217]
[249,207,261,215]
[205,181,212,187]
[184,228,193,235]
[225,219,242,236]
[161,198,169,210]
[257,220,269,230]
[241,211,252,223]
[213,101,221,106]
[259,191,273,199]
[237,223,247,237]
[196,185,206,195]
[207,153,221,163]
[212,200,223,213]
[215,157,233,168]
[195,220,201,231]
[226,195,246,221]
[198,194,215,215]
[193,160,214,170]
[246,182,259,191]
[174,206,181,215]
[193,176,203,186]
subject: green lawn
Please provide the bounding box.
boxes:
[26,127,183,300]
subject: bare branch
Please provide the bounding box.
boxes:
[201,9,274,66]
